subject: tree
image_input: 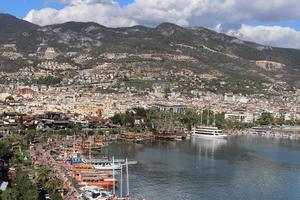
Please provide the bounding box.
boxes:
[45,177,63,194]
[274,115,285,125]
[36,75,62,86]
[24,189,39,200]
[200,110,216,126]
[145,109,160,130]
[1,188,18,200]
[112,112,135,127]
[35,167,51,184]
[51,193,63,200]
[133,107,147,118]
[24,129,38,145]
[180,111,199,130]
[257,112,274,125]
[124,113,135,128]
[111,113,124,125]
[0,142,9,160]
[4,169,39,200]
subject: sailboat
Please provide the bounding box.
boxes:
[153,113,186,140]
[66,134,137,171]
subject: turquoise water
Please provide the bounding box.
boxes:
[109,136,300,200]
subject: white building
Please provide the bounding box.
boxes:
[225,112,254,123]
[224,93,236,103]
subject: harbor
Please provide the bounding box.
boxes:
[3,110,300,200]
[29,134,141,200]
[26,130,300,200]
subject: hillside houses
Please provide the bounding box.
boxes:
[0,77,299,126]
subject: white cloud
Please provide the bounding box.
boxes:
[58,0,116,6]
[26,0,300,28]
[228,25,300,49]
[25,2,136,27]
[23,0,300,48]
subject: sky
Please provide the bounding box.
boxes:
[2,0,300,49]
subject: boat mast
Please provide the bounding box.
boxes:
[164,114,167,133]
[112,156,115,195]
[213,110,216,126]
[126,158,130,197]
[89,143,91,162]
[207,109,210,126]
[120,164,123,198]
[73,132,76,156]
[200,111,203,125]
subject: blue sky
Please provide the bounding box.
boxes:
[2,0,300,48]
[1,0,133,18]
[249,21,300,32]
[1,1,63,17]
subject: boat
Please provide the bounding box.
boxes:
[78,176,118,188]
[67,157,87,165]
[153,131,178,140]
[67,157,137,170]
[248,127,271,136]
[192,126,227,139]
[67,157,123,170]
[118,132,144,143]
[73,171,112,182]
[91,160,122,171]
[72,163,95,172]
[79,185,113,200]
[94,138,109,147]
[175,134,187,141]
[153,131,186,141]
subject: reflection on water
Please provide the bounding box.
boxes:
[191,137,227,160]
[107,136,300,200]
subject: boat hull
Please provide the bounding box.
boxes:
[78,180,118,188]
[192,134,227,139]
[93,166,122,171]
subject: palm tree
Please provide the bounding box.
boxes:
[45,177,63,194]
[35,167,51,184]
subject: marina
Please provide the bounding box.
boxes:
[27,129,300,200]
[30,135,139,200]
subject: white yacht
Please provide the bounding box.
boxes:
[192,126,227,139]
[80,186,113,200]
[92,160,122,171]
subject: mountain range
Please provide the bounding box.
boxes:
[1,13,300,94]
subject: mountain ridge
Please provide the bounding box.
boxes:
[1,13,300,93]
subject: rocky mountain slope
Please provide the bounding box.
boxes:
[1,14,300,94]
[0,14,39,42]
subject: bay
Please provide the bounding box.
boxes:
[107,136,300,200]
